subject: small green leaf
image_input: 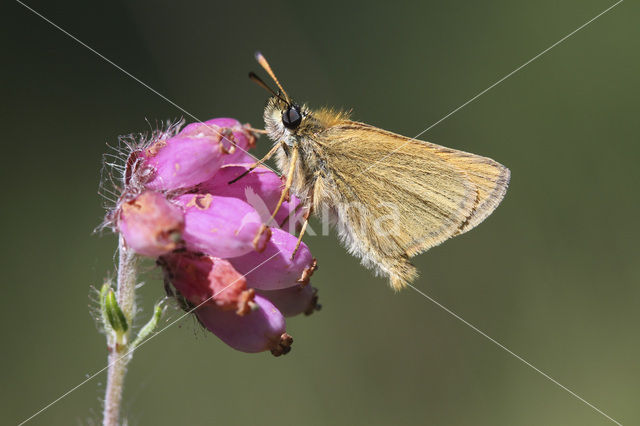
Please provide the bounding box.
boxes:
[105,288,129,335]
[131,299,166,349]
[99,282,112,333]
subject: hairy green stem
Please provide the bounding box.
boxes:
[103,236,137,426]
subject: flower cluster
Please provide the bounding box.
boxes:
[103,118,319,356]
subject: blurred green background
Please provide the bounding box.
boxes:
[3,0,638,425]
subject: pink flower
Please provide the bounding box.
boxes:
[228,228,316,290]
[160,252,297,355]
[160,253,254,314]
[256,284,320,317]
[198,164,302,227]
[106,117,320,355]
[195,295,292,356]
[175,193,268,258]
[117,191,184,257]
[205,118,257,165]
[143,130,225,191]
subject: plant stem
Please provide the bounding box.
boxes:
[103,235,138,426]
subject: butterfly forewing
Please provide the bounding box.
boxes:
[320,122,509,258]
[432,148,510,234]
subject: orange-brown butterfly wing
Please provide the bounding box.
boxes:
[314,121,509,289]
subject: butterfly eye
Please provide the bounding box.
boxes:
[282,106,302,129]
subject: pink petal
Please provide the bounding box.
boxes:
[175,193,266,258]
[228,228,316,290]
[143,131,225,191]
[203,117,241,128]
[202,164,304,231]
[256,284,320,317]
[199,164,302,227]
[224,152,256,165]
[203,118,258,166]
[196,294,292,355]
[200,165,281,205]
[117,191,184,257]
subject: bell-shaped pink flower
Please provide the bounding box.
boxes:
[195,294,292,355]
[117,191,184,257]
[175,193,269,258]
[160,253,253,314]
[198,164,301,227]
[256,284,320,317]
[143,127,226,191]
[228,228,316,290]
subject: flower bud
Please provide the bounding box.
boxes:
[256,284,320,317]
[118,191,184,257]
[175,193,267,258]
[143,127,226,191]
[160,253,253,314]
[228,228,315,290]
[195,294,292,355]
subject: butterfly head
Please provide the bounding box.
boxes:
[263,96,314,146]
[250,52,314,146]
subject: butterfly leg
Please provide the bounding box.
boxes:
[244,126,268,134]
[290,173,319,260]
[228,142,281,184]
[279,201,304,228]
[269,146,298,222]
[291,209,311,260]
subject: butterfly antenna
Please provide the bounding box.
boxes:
[255,52,290,103]
[248,72,289,105]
